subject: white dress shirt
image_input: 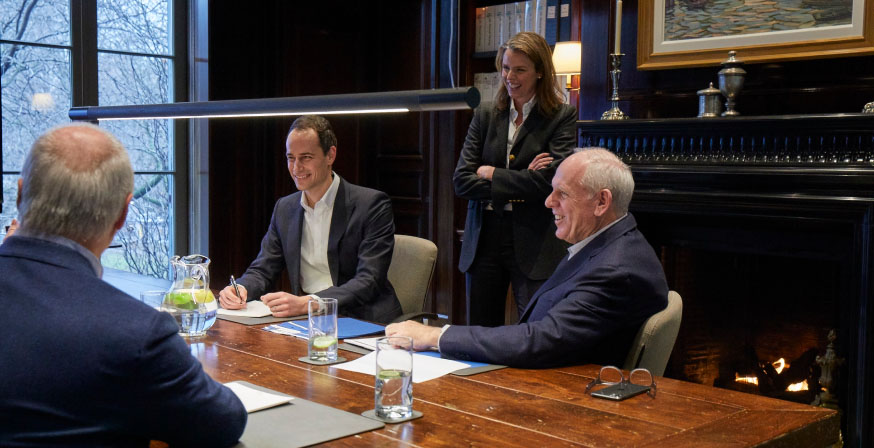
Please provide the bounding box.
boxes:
[299,172,341,294]
[506,95,537,168]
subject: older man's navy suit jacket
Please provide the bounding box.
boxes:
[440,214,669,368]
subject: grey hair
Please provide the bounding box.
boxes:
[573,147,635,215]
[18,123,134,242]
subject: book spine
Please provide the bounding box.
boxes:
[503,4,513,45]
[475,7,485,53]
[545,0,558,46]
[485,6,494,51]
[558,0,571,42]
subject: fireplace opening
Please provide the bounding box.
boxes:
[659,246,844,410]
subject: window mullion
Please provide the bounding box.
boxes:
[70,0,98,108]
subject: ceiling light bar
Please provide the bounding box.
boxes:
[69,87,480,122]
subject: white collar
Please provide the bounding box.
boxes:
[300,172,341,212]
[567,214,628,259]
[510,95,537,122]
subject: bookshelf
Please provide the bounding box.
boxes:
[462,0,581,104]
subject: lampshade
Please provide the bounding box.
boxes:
[69,87,480,121]
[552,41,582,75]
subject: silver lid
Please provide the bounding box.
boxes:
[697,82,720,96]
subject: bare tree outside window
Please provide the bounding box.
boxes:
[1,0,179,280]
[1,0,71,240]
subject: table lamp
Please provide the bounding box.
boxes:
[552,41,581,104]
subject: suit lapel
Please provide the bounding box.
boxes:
[327,178,348,285]
[518,252,578,322]
[288,201,304,295]
[490,109,510,166]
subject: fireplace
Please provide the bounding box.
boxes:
[578,114,874,446]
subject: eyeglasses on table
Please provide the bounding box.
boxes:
[584,366,657,400]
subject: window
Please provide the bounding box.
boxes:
[1,0,187,279]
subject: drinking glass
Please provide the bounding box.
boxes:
[307,298,338,362]
[140,290,167,310]
[374,336,413,420]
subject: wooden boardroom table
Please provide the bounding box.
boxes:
[193,318,839,447]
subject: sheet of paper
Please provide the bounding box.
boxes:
[217,300,272,318]
[225,381,294,413]
[344,337,381,351]
[334,351,471,383]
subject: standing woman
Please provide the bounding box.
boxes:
[454,31,577,326]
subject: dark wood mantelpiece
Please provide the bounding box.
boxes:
[578,114,874,166]
[578,113,874,446]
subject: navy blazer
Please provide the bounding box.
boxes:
[453,102,577,279]
[239,177,402,324]
[440,214,669,368]
[0,236,246,447]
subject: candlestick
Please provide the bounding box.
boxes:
[601,53,628,120]
[614,0,623,54]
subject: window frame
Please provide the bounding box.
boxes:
[1,0,190,263]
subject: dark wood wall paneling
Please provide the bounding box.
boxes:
[579,0,874,120]
[208,1,432,295]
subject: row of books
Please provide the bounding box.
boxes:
[473,72,571,106]
[474,0,573,53]
[473,72,502,104]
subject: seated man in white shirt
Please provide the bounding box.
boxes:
[386,149,669,368]
[218,115,402,324]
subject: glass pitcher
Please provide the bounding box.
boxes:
[162,254,217,337]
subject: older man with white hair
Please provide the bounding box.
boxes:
[0,123,246,446]
[387,148,668,368]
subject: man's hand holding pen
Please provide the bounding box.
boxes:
[218,279,248,310]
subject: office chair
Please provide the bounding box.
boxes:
[623,290,683,376]
[388,234,439,323]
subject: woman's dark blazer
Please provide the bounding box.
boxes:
[453,101,577,280]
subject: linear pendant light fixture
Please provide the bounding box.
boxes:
[69,87,480,121]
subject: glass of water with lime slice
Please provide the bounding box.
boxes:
[374,336,413,420]
[307,298,338,362]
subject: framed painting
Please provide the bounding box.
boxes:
[638,0,874,69]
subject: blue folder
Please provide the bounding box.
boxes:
[281,318,385,339]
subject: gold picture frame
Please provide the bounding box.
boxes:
[638,0,874,70]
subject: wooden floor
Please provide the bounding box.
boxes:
[187,319,840,447]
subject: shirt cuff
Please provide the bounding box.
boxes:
[436,324,451,353]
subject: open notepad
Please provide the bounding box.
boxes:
[217,300,272,318]
[224,381,294,413]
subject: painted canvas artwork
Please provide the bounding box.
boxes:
[664,0,853,41]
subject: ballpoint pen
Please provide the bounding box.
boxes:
[229,275,244,306]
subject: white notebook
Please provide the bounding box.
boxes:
[217,300,272,318]
[224,380,294,413]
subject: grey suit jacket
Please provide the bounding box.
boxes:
[439,214,669,368]
[453,101,577,279]
[238,177,402,324]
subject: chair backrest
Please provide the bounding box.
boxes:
[623,290,683,376]
[387,234,438,315]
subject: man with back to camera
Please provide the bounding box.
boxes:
[0,123,246,446]
[386,148,669,368]
[218,115,402,324]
